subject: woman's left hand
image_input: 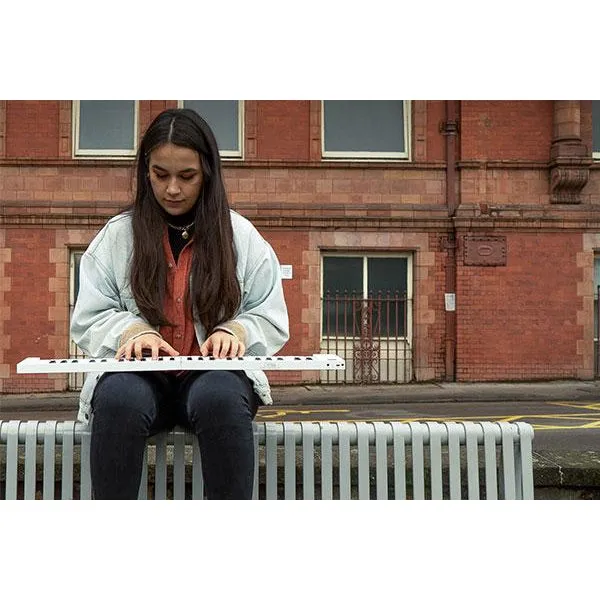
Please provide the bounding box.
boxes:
[200,331,246,358]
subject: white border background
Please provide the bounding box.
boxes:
[2,1,599,597]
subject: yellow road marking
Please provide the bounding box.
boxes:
[258,408,350,419]
[547,401,600,411]
[256,407,600,430]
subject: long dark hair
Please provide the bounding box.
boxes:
[129,108,240,333]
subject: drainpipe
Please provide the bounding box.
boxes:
[442,101,459,381]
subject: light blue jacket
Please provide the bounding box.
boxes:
[70,210,290,423]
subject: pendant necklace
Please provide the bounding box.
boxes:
[167,221,194,240]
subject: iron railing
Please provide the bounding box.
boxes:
[321,293,413,384]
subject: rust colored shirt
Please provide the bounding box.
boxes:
[159,229,201,357]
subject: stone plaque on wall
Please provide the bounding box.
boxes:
[463,236,507,266]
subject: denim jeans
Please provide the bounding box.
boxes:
[90,370,260,500]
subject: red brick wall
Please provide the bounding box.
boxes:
[139,101,177,139]
[426,101,446,162]
[461,101,553,161]
[6,101,60,159]
[257,229,309,384]
[3,229,59,392]
[456,232,583,380]
[428,233,448,378]
[224,166,446,207]
[0,165,133,205]
[256,101,310,161]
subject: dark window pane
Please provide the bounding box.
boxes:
[183,100,239,153]
[79,101,135,151]
[322,257,363,337]
[323,256,362,295]
[367,257,408,295]
[368,257,408,337]
[324,101,405,153]
[594,101,600,153]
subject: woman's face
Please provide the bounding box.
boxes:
[148,143,203,217]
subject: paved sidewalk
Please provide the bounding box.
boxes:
[273,380,600,405]
[3,379,600,409]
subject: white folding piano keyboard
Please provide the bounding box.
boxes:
[17,354,346,374]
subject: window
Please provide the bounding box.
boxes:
[179,100,242,158]
[322,100,410,160]
[593,101,600,159]
[69,249,86,389]
[73,100,138,157]
[321,254,412,338]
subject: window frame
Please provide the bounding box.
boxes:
[320,252,414,341]
[72,100,139,159]
[69,248,87,390]
[178,100,244,159]
[593,100,600,161]
[69,249,85,308]
[321,100,411,161]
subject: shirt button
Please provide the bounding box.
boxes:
[175,333,182,339]
[177,297,182,303]
[168,263,174,269]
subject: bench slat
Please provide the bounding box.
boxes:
[464,422,481,500]
[61,422,75,500]
[356,422,371,500]
[284,423,296,500]
[43,421,57,500]
[301,422,315,500]
[320,423,334,500]
[24,421,38,500]
[500,422,517,500]
[374,422,389,500]
[5,421,20,500]
[391,422,407,500]
[265,425,278,499]
[193,440,204,500]
[80,430,92,500]
[446,423,462,500]
[483,423,499,500]
[409,423,425,500]
[428,422,444,500]
[338,423,352,500]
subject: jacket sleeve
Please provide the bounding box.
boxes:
[70,251,154,358]
[234,235,290,357]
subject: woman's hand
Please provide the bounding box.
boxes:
[200,331,245,358]
[115,333,180,360]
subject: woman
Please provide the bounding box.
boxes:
[71,108,289,500]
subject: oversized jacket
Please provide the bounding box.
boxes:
[70,210,290,424]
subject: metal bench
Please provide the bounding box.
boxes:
[0,420,534,500]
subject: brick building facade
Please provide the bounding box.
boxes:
[1,100,599,394]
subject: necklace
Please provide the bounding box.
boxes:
[167,221,194,240]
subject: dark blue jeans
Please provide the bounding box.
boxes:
[90,370,260,500]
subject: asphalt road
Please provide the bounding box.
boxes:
[255,399,600,452]
[3,395,600,452]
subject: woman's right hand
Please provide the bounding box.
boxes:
[115,333,180,360]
